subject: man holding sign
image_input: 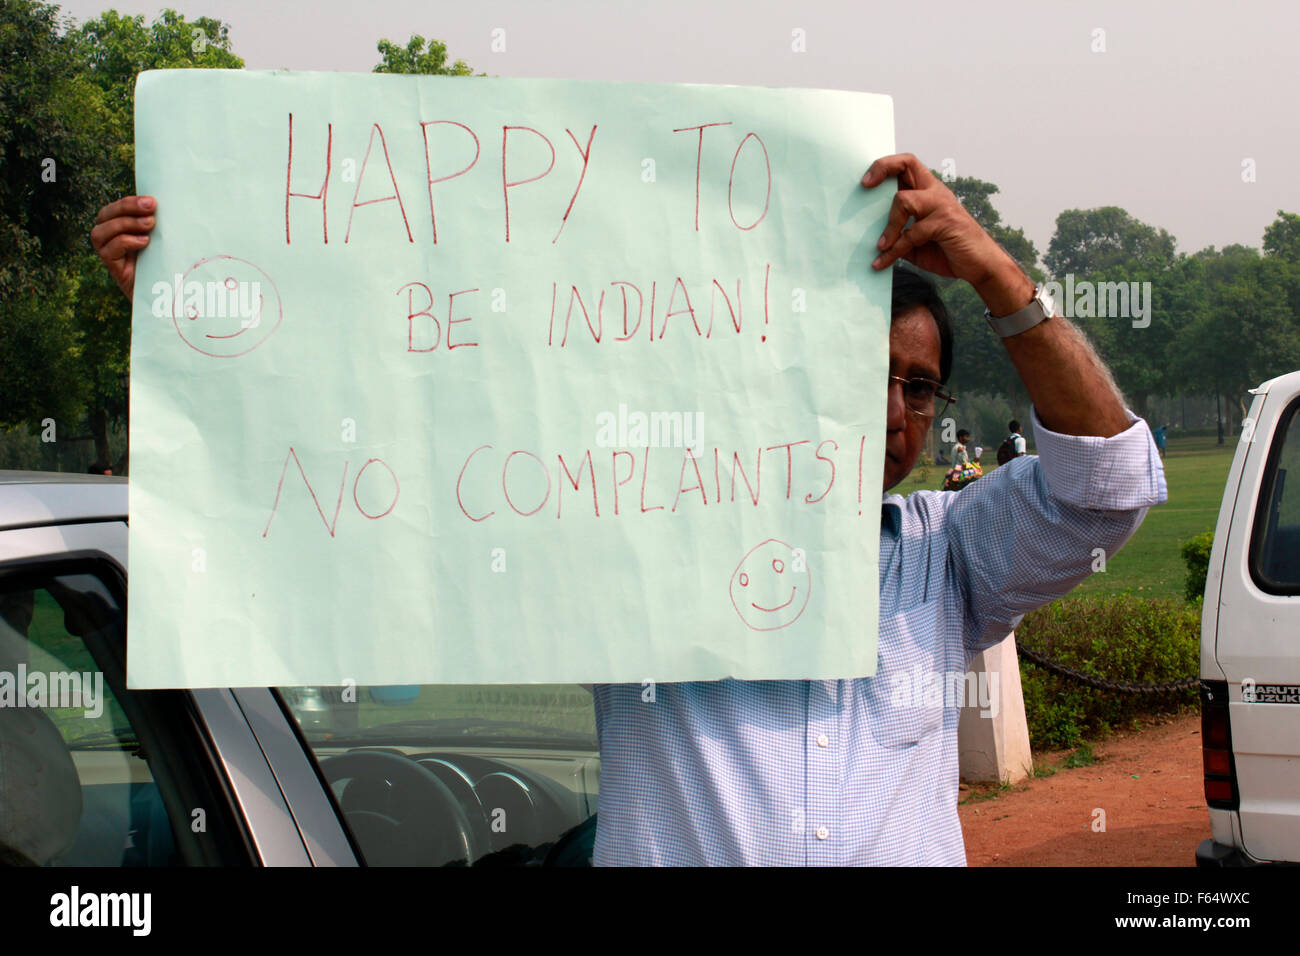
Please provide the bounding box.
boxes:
[95,144,1163,866]
[587,154,1164,866]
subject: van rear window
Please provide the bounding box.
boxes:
[1251,397,1300,594]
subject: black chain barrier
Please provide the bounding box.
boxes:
[1015,641,1199,694]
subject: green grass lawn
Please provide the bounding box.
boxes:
[901,434,1237,601]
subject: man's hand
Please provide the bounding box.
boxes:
[91,196,156,301]
[863,153,1132,439]
[862,154,1032,317]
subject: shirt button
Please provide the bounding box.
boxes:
[816,826,830,840]
[816,733,829,748]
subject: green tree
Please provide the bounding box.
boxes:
[1043,207,1184,420]
[1045,206,1176,277]
[1213,256,1300,394]
[1173,242,1300,440]
[1174,246,1249,440]
[1079,258,1195,420]
[1263,209,1300,263]
[0,0,120,300]
[374,34,478,75]
[0,269,86,431]
[0,0,120,450]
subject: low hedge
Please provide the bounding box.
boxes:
[1014,595,1201,751]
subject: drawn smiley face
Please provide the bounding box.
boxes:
[729,538,812,631]
[172,255,283,358]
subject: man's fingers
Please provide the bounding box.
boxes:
[93,196,156,303]
[874,194,911,254]
[861,153,934,191]
[875,188,939,254]
[92,229,151,286]
[866,156,944,258]
[873,218,937,271]
[90,214,155,252]
[96,195,156,225]
[96,232,150,298]
[97,232,150,264]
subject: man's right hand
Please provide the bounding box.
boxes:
[91,196,156,301]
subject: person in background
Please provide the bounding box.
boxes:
[943,428,982,491]
[952,429,972,465]
[996,420,1027,466]
[1153,423,1169,458]
[1009,420,1027,456]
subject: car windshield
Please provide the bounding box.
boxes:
[275,683,600,866]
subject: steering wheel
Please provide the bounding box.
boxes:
[543,812,596,866]
[320,749,482,866]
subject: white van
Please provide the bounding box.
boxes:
[1198,368,1300,866]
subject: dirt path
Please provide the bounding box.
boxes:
[959,712,1208,866]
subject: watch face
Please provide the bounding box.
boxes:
[1036,285,1056,315]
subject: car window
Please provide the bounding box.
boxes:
[0,573,181,865]
[1252,398,1300,593]
[278,683,599,866]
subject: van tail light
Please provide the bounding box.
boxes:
[1201,680,1239,810]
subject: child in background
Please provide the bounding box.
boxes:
[943,429,983,491]
[952,429,971,465]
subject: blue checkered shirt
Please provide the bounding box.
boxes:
[591,409,1167,865]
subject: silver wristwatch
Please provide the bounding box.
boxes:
[984,283,1055,338]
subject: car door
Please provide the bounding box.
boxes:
[1212,370,1300,863]
[0,484,596,867]
[0,517,257,865]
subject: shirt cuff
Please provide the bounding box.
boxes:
[1028,406,1168,511]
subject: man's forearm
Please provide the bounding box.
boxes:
[975,257,1132,439]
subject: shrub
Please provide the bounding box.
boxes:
[915,452,934,483]
[1014,595,1200,751]
[1181,530,1215,602]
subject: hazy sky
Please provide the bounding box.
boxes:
[58,0,1299,261]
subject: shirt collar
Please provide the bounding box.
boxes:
[880,494,903,536]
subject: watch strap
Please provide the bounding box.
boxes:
[984,284,1053,338]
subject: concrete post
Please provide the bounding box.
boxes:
[958,632,1033,784]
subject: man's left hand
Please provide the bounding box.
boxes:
[862,154,1032,316]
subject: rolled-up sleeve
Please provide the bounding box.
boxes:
[944,407,1168,658]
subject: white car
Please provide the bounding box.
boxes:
[1198,369,1300,866]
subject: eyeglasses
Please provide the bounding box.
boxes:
[888,375,957,420]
